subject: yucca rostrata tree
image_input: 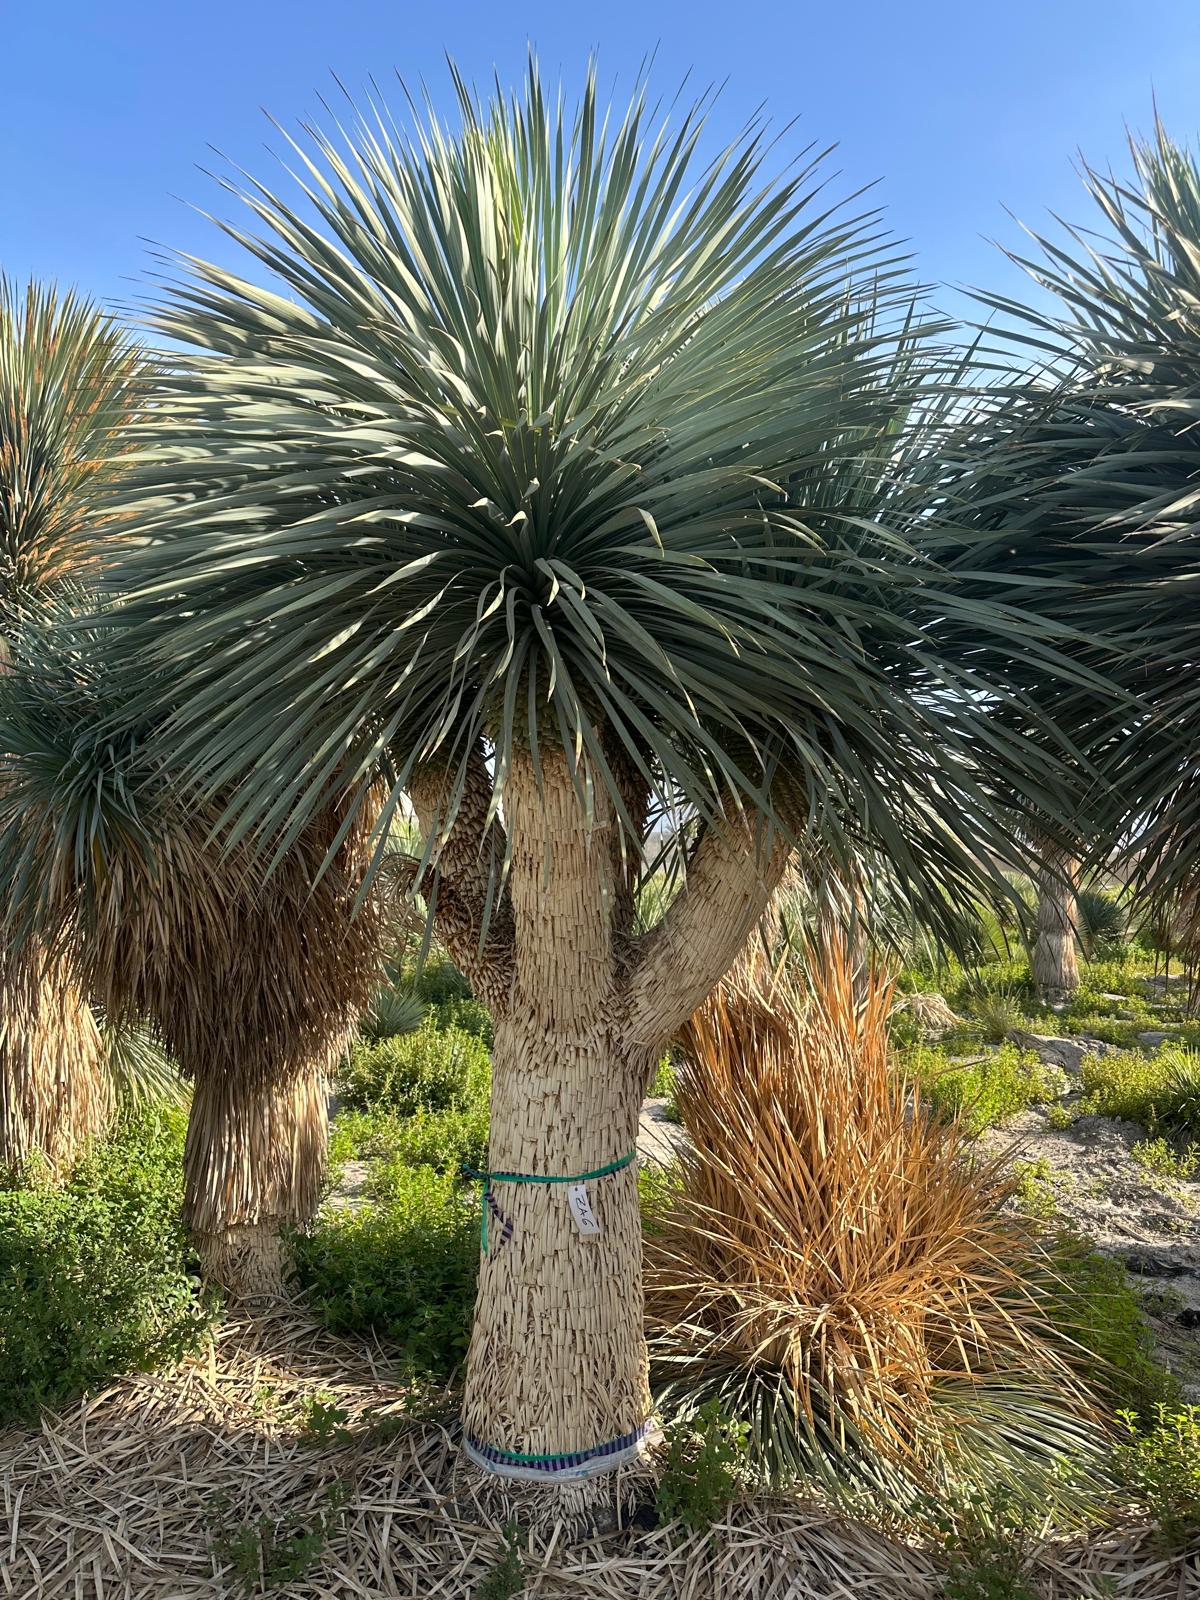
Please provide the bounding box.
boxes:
[933,125,1200,953]
[93,66,1081,1486]
[0,280,142,1174]
[0,614,387,1291]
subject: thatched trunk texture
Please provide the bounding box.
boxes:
[461,750,651,1477]
[184,1050,336,1295]
[74,801,385,1300]
[1032,844,1080,1002]
[0,940,110,1176]
[414,745,790,1490]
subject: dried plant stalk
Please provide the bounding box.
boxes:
[0,935,110,1175]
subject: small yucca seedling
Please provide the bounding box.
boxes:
[360,986,427,1044]
[1075,889,1129,962]
[1160,1050,1200,1146]
[966,985,1028,1045]
[644,936,1105,1515]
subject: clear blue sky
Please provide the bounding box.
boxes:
[5,1,1200,329]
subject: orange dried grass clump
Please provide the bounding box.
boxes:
[644,934,1098,1488]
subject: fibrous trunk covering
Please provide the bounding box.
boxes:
[185,1049,337,1295]
[0,938,110,1175]
[414,745,789,1484]
[75,802,385,1299]
[463,751,651,1476]
[1032,844,1079,1002]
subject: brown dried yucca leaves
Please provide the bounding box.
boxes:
[645,934,1104,1505]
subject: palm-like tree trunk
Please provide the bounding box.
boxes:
[184,1048,338,1294]
[0,940,110,1176]
[1032,844,1080,1002]
[414,746,790,1484]
[76,804,384,1299]
[462,750,651,1473]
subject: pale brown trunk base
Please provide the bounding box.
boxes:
[461,1013,653,1478]
[195,1222,292,1298]
[449,1447,658,1536]
[184,1057,331,1298]
[0,942,110,1177]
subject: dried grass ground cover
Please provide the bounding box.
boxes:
[0,1304,1188,1600]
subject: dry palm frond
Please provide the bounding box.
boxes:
[645,934,1105,1510]
[0,282,146,1174]
[889,989,963,1037]
[0,610,394,1286]
[80,792,391,1273]
[0,1305,1182,1599]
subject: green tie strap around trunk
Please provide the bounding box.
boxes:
[461,1148,638,1253]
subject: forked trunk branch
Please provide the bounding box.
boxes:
[622,812,792,1054]
[409,745,516,1014]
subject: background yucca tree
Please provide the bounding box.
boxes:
[0,280,142,1174]
[97,65,1082,1487]
[932,124,1200,939]
[0,610,388,1293]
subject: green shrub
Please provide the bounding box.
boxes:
[430,995,493,1045]
[649,1054,680,1121]
[327,1107,396,1171]
[1037,1232,1177,1418]
[1130,1137,1199,1185]
[1012,1158,1057,1219]
[934,1484,1037,1600]
[208,1480,348,1594]
[367,1105,490,1185]
[1064,1014,1151,1049]
[1043,1102,1078,1131]
[474,1521,526,1600]
[654,1399,749,1537]
[295,1167,478,1380]
[887,1007,927,1049]
[341,1020,490,1117]
[903,1043,1058,1135]
[1112,1404,1200,1554]
[329,1101,488,1184]
[293,1391,353,1449]
[0,1106,210,1424]
[1079,1046,1200,1143]
[407,956,472,1005]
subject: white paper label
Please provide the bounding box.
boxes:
[568,1182,600,1236]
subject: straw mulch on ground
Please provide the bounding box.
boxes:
[0,1304,1190,1600]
